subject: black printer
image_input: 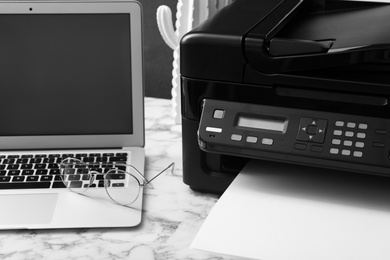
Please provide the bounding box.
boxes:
[180,0,390,194]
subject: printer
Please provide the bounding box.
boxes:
[181,0,390,194]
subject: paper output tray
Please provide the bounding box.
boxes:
[245,0,390,73]
[274,4,390,53]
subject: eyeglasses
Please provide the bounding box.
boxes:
[59,157,174,207]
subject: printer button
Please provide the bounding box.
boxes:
[375,129,386,135]
[307,125,318,135]
[246,136,258,143]
[357,133,366,139]
[355,142,365,148]
[294,143,307,150]
[206,127,222,133]
[358,123,368,130]
[297,118,327,143]
[343,140,353,147]
[231,134,242,141]
[310,145,323,153]
[261,138,273,146]
[213,109,225,119]
[342,149,351,156]
[332,139,341,145]
[330,148,339,154]
[333,130,343,136]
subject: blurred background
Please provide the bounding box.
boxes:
[141,0,176,99]
[142,1,234,100]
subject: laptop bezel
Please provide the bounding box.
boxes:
[0,0,144,150]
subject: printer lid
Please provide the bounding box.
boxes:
[245,0,390,73]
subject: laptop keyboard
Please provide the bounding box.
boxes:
[0,152,129,190]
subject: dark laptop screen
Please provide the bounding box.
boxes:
[0,14,133,136]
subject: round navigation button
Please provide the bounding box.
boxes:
[306,125,318,135]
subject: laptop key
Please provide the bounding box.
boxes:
[26,176,39,182]
[52,181,66,188]
[22,170,35,175]
[41,175,53,181]
[109,156,127,162]
[0,182,51,189]
[8,170,21,176]
[36,169,48,175]
[48,164,59,169]
[67,175,81,181]
[49,169,60,175]
[21,164,33,169]
[3,159,15,164]
[0,176,11,182]
[7,164,19,170]
[13,176,25,182]
[34,164,46,169]
[16,158,29,164]
[43,158,55,163]
[30,158,42,164]
[68,181,83,188]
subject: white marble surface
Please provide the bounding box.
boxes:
[0,97,236,260]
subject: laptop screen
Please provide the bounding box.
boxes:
[0,14,133,136]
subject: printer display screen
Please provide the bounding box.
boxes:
[237,115,288,133]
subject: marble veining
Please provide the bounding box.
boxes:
[0,98,236,260]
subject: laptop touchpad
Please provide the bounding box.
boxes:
[0,194,58,226]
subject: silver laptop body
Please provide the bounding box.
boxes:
[0,0,145,229]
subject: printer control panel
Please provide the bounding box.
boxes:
[198,99,390,174]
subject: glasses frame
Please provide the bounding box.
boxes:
[59,157,174,207]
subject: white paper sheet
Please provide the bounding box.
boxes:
[191,160,390,260]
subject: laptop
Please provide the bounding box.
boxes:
[0,0,145,229]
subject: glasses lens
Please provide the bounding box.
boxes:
[59,158,93,193]
[105,168,141,206]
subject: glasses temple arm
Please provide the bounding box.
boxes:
[144,162,175,186]
[120,162,175,187]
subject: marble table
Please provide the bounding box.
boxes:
[0,98,236,260]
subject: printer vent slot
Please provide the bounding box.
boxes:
[275,87,388,106]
